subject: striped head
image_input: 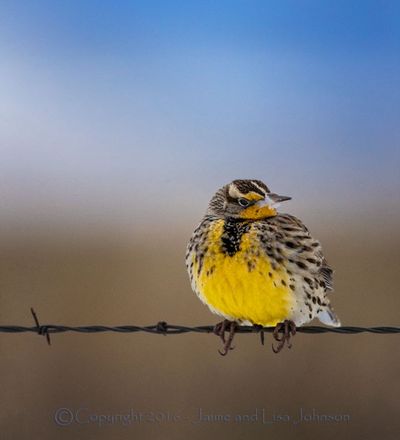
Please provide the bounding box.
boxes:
[207,179,291,220]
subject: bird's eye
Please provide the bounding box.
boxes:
[238,198,250,207]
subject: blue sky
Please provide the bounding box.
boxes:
[2,1,399,53]
[0,1,399,232]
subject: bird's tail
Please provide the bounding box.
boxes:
[318,305,341,327]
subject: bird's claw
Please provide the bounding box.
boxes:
[272,320,297,353]
[213,320,237,356]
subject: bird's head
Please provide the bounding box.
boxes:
[207,179,291,220]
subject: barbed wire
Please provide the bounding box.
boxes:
[0,308,398,346]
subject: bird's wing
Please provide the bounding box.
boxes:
[260,213,334,292]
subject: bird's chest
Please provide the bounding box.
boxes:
[190,219,293,325]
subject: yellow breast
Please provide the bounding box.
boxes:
[192,220,293,326]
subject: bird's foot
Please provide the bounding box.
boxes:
[253,324,265,345]
[213,320,237,356]
[272,320,297,353]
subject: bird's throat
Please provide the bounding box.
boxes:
[239,205,277,220]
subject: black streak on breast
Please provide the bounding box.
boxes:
[221,219,251,256]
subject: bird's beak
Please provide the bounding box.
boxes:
[268,193,292,203]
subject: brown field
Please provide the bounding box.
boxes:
[1,219,399,439]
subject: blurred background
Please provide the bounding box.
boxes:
[0,1,399,438]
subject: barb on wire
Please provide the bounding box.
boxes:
[0,309,398,345]
[30,307,51,345]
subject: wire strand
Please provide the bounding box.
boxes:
[0,308,398,346]
[2,325,399,334]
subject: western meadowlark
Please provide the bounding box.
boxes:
[186,179,340,355]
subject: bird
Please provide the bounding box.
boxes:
[185,179,340,355]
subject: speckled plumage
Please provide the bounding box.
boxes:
[186,179,340,328]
